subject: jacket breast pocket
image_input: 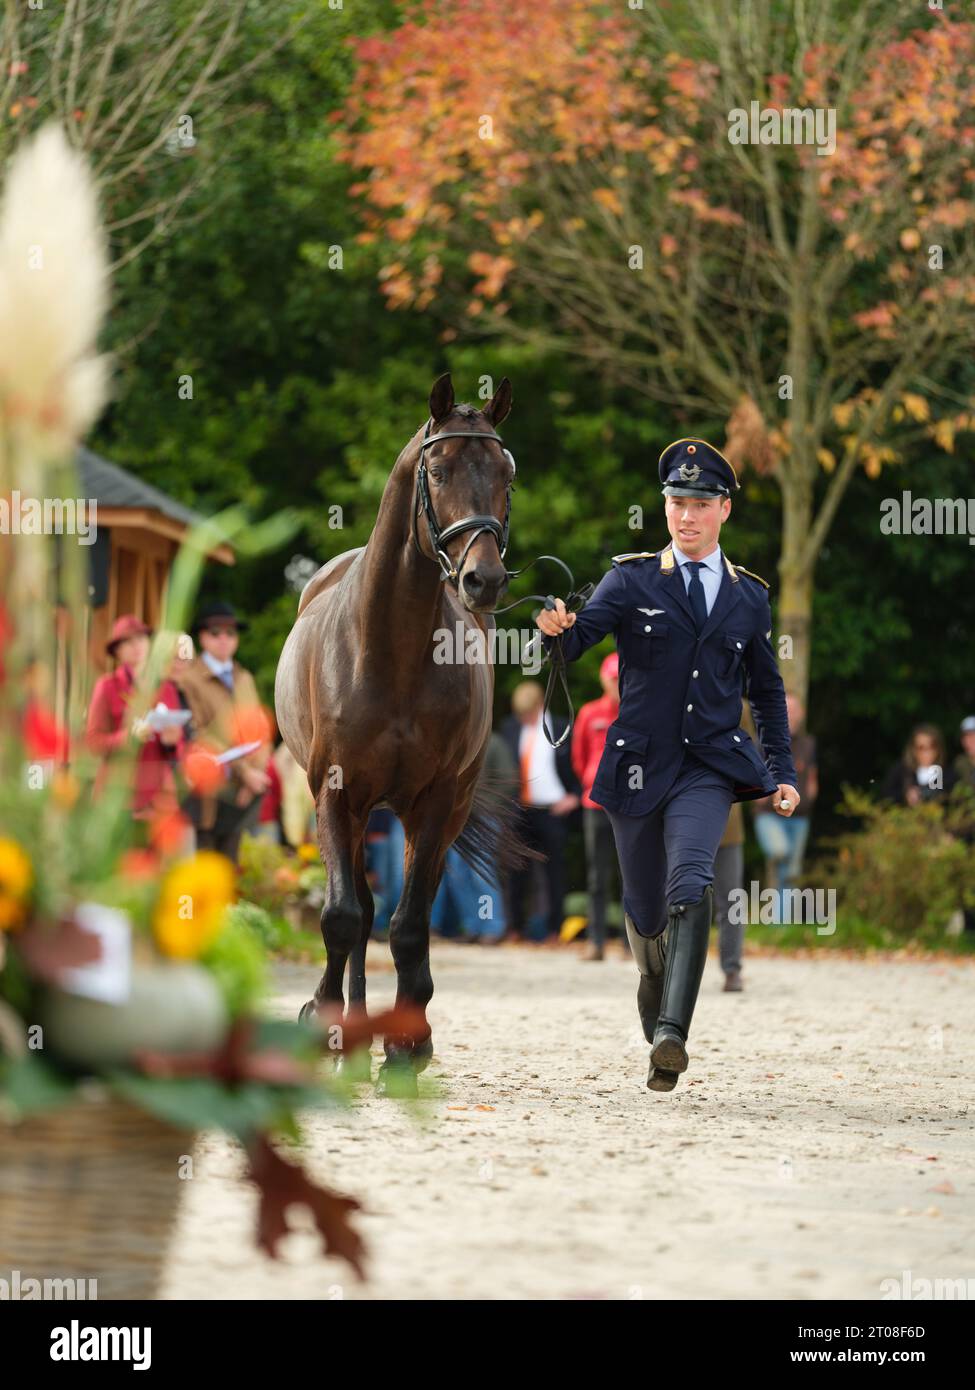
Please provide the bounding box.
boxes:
[594,721,650,795]
[719,632,748,680]
[627,616,669,670]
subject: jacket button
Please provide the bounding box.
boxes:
[733,735,741,743]
[687,704,693,712]
[683,738,689,744]
[736,641,742,649]
[644,624,651,632]
[616,738,624,746]
[692,669,699,678]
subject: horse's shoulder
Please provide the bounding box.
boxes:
[297,547,364,615]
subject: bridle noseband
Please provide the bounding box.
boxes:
[410,419,514,583]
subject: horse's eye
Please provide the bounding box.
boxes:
[430,469,445,484]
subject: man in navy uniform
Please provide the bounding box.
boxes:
[535,439,799,1092]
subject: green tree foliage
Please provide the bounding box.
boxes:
[83,1,975,854]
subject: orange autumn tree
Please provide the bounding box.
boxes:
[338,0,975,703]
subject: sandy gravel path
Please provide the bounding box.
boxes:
[160,941,974,1301]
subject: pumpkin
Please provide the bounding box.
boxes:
[37,962,228,1072]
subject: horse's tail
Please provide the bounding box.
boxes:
[452,770,544,882]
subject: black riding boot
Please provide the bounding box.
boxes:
[624,912,667,1044]
[625,912,679,1091]
[649,885,713,1092]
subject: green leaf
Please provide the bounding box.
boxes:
[108,1071,341,1141]
[0,1053,76,1118]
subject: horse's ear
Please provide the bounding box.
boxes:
[429,373,455,424]
[482,376,512,427]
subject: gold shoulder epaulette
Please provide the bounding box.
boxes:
[612,551,656,563]
[734,564,770,590]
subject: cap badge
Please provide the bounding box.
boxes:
[678,462,701,482]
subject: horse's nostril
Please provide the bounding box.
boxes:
[462,570,484,595]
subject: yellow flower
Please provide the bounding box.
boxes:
[297,843,320,864]
[153,851,236,960]
[0,838,33,931]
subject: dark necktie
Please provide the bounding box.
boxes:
[686,561,708,632]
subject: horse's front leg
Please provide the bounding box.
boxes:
[377,785,460,1097]
[333,851,376,1083]
[300,787,364,1025]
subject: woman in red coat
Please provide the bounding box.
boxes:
[86,616,188,820]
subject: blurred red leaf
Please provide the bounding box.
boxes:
[135,1018,309,1086]
[246,1133,366,1276]
[310,1004,429,1053]
[16,915,102,985]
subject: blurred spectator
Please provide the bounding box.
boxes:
[432,847,506,943]
[880,722,956,807]
[168,631,197,735]
[714,802,745,990]
[952,717,975,934]
[177,601,271,861]
[86,615,186,821]
[572,651,621,961]
[501,681,580,942]
[483,727,519,804]
[433,731,515,941]
[253,751,284,844]
[366,808,404,939]
[751,694,817,920]
[952,715,975,794]
[275,741,316,849]
[368,733,516,941]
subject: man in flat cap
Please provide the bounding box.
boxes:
[536,439,799,1091]
[177,601,272,861]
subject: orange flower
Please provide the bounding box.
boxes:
[149,809,191,856]
[183,742,225,796]
[228,704,274,747]
[120,849,159,880]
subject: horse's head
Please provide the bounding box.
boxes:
[412,373,515,613]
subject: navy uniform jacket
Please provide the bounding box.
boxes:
[543,544,798,816]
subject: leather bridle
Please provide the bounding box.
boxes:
[410,419,515,583]
[409,415,594,748]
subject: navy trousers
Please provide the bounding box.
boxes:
[606,754,735,939]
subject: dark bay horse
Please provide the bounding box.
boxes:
[274,374,521,1094]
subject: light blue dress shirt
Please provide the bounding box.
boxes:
[671,543,723,617]
[201,649,235,690]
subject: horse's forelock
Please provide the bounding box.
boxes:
[393,401,490,477]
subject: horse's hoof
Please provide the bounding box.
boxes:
[298,999,319,1026]
[336,1048,373,1084]
[375,1061,419,1099]
[411,1036,434,1073]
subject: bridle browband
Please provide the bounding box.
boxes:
[408,415,594,749]
[410,419,514,583]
